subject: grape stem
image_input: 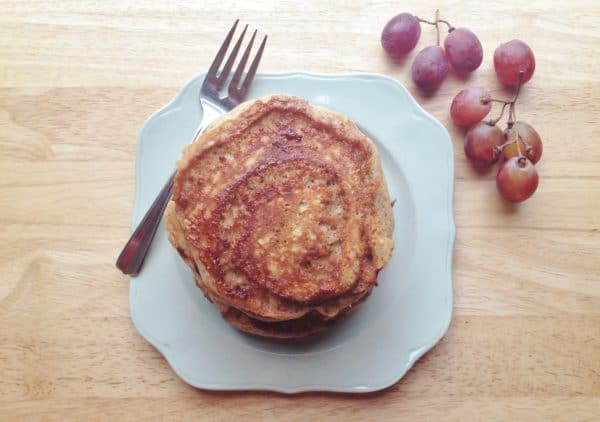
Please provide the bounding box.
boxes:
[435,9,440,45]
[438,19,455,31]
[488,102,509,126]
[496,138,516,155]
[416,16,455,32]
[498,131,532,155]
[511,121,523,156]
[497,139,516,150]
[488,70,525,127]
[507,71,525,129]
[507,105,516,129]
[487,98,512,105]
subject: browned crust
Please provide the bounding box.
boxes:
[165,95,394,338]
[221,308,339,339]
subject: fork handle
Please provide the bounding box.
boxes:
[117,100,225,275]
[116,172,175,275]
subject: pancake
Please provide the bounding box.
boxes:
[165,94,394,338]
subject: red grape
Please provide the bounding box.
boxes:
[464,122,504,167]
[496,156,539,202]
[450,87,492,128]
[493,40,536,86]
[381,13,421,58]
[411,45,449,92]
[444,27,483,73]
[503,121,543,164]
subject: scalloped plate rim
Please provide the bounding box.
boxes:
[128,71,455,394]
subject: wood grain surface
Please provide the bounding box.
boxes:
[1,0,599,420]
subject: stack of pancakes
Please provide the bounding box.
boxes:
[165,95,394,338]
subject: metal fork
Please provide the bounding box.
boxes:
[116,20,267,275]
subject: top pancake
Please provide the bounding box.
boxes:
[167,95,394,319]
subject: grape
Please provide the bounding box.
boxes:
[464,122,504,167]
[411,45,449,91]
[493,40,536,86]
[381,13,421,58]
[496,156,539,202]
[503,121,543,164]
[443,27,483,73]
[450,87,492,128]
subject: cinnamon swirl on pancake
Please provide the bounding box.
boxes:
[165,95,394,338]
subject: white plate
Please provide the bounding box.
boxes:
[129,72,455,393]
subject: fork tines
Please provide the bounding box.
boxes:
[205,20,267,101]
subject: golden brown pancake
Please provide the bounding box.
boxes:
[165,95,394,338]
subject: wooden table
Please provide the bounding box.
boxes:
[1,1,599,419]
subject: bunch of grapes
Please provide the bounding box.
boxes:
[381,10,483,91]
[451,40,540,202]
[381,10,541,203]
